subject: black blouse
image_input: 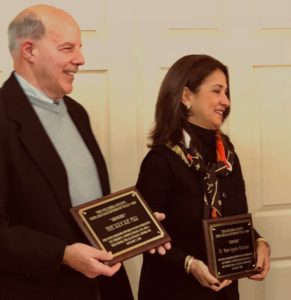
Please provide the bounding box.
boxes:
[186,122,217,164]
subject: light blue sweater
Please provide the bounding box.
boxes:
[15,73,103,206]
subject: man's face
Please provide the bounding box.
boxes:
[32,17,84,99]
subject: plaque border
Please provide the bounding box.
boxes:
[70,186,171,265]
[203,213,258,280]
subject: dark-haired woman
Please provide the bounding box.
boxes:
[136,55,270,300]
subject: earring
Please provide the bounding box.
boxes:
[186,104,191,110]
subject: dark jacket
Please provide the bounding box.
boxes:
[0,73,133,300]
[136,142,249,300]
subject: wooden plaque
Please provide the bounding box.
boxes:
[70,186,171,265]
[203,213,258,280]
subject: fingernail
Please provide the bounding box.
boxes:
[257,266,262,272]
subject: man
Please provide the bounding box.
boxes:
[0,4,135,299]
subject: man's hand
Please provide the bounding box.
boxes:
[63,243,121,278]
[148,212,171,255]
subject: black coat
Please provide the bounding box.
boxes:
[0,73,133,300]
[136,143,250,300]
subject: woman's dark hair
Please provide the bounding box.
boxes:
[150,54,230,147]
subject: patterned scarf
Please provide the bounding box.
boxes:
[167,129,234,219]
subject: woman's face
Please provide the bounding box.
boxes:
[183,69,230,130]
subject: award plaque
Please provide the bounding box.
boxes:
[203,213,258,280]
[70,187,171,265]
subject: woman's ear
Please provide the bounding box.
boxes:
[181,87,193,110]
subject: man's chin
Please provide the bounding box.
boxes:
[63,86,73,96]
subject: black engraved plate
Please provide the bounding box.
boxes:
[203,214,258,280]
[70,187,171,265]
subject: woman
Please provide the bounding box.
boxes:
[136,55,270,300]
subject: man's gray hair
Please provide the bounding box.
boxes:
[8,12,45,54]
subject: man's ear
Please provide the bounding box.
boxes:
[21,40,37,62]
[181,86,193,107]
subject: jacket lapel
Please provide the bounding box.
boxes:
[3,73,71,211]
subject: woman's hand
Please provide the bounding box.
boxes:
[148,212,171,255]
[189,258,232,292]
[249,239,270,281]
